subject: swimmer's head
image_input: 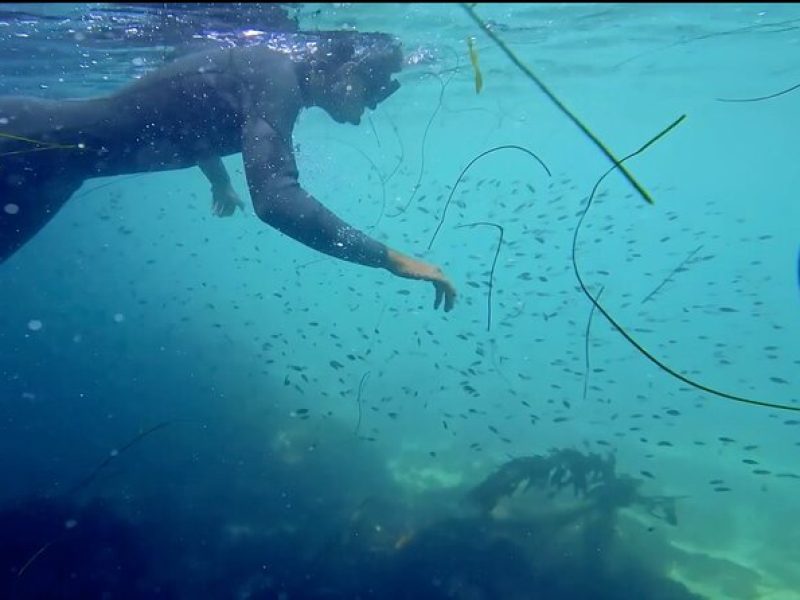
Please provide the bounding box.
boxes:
[301,31,403,125]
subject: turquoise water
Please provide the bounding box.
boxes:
[1,3,799,599]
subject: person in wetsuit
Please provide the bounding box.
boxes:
[0,31,456,312]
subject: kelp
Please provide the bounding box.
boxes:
[461,3,658,205]
[641,245,703,305]
[354,371,371,436]
[16,421,174,580]
[571,116,800,412]
[716,81,800,103]
[468,448,680,527]
[428,144,550,251]
[455,221,503,332]
[583,286,603,402]
[462,4,797,413]
[466,36,483,94]
[0,131,86,159]
[387,71,457,218]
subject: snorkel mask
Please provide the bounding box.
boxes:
[317,31,403,109]
[237,29,404,106]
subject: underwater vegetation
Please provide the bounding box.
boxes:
[2,3,799,600]
[0,441,702,600]
[468,448,680,527]
[457,4,799,414]
[0,498,165,599]
[466,36,483,94]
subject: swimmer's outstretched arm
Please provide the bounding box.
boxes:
[198,156,244,217]
[242,116,456,312]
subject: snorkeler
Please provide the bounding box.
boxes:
[0,32,456,312]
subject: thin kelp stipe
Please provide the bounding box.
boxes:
[716,80,800,103]
[386,43,465,218]
[2,140,144,204]
[583,287,603,402]
[354,371,371,436]
[382,113,405,184]
[64,421,174,498]
[316,137,388,231]
[572,115,800,412]
[367,114,382,148]
[455,221,504,332]
[428,144,550,251]
[613,16,800,70]
[387,71,456,219]
[489,337,513,388]
[18,420,175,579]
[0,131,87,158]
[71,174,145,201]
[16,540,54,578]
[641,245,704,304]
[461,3,658,206]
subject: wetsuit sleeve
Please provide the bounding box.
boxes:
[241,116,389,269]
[198,156,231,189]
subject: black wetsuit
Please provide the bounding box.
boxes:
[0,45,388,268]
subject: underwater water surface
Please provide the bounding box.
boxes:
[1,3,799,599]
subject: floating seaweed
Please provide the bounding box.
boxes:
[582,286,603,402]
[461,3,658,205]
[1,498,157,597]
[428,144,550,251]
[64,421,174,498]
[354,370,371,436]
[9,421,175,583]
[387,70,457,218]
[641,245,704,304]
[466,36,483,94]
[572,115,800,412]
[0,131,87,158]
[716,80,800,103]
[454,221,503,332]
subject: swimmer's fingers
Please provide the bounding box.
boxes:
[212,185,244,218]
[386,250,456,312]
[231,192,245,213]
[219,201,236,217]
[417,266,456,312]
[433,277,456,313]
[435,282,443,310]
[212,199,232,217]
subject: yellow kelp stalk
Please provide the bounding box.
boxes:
[461,4,797,412]
[0,131,85,158]
[461,3,657,205]
[466,36,483,94]
[572,115,800,412]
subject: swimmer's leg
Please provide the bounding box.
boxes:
[0,174,83,263]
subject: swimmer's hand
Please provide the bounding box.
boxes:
[211,183,245,217]
[386,249,457,312]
